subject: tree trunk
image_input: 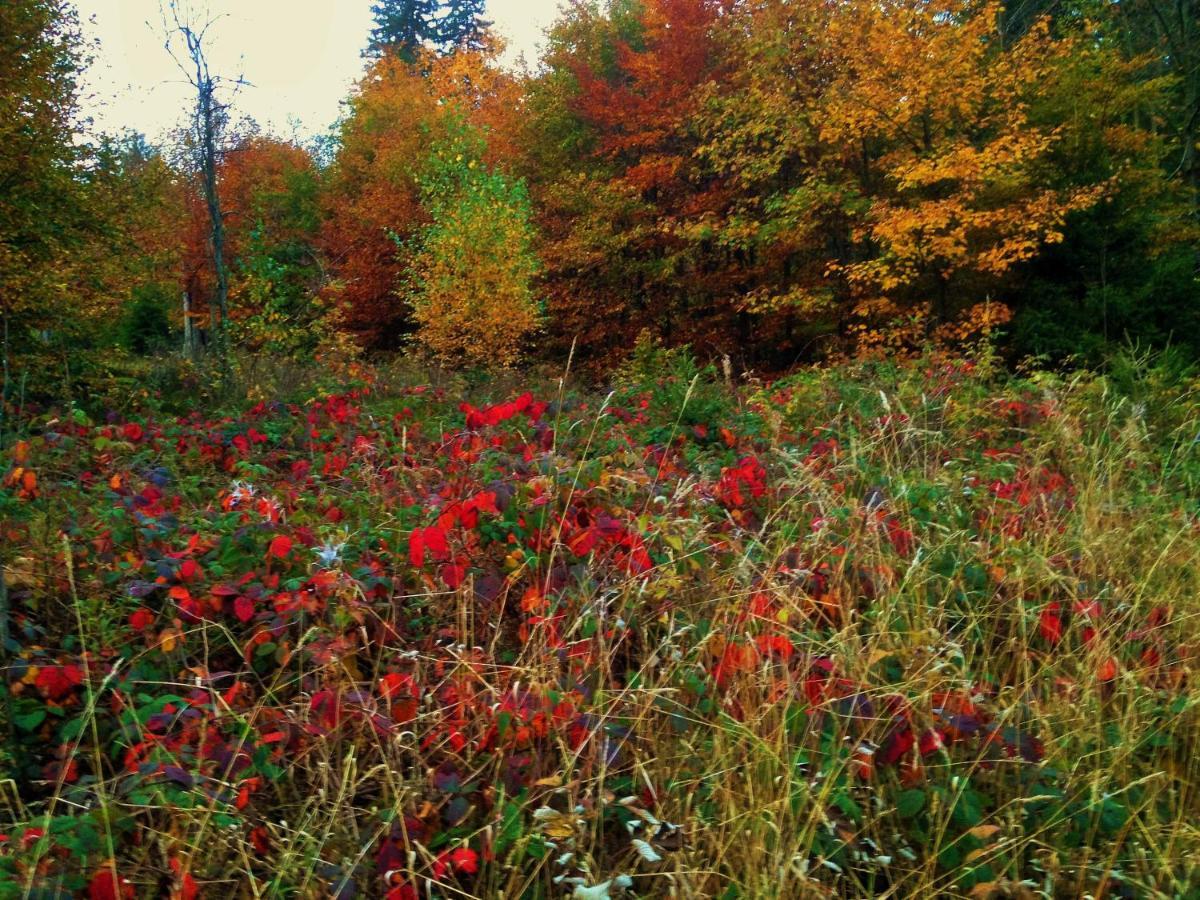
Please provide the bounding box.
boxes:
[182,291,198,358]
[198,77,230,371]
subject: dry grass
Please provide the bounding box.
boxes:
[2,351,1199,898]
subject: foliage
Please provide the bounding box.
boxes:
[819,2,1104,344]
[3,354,1200,896]
[401,123,541,368]
[4,0,1199,378]
[321,39,522,348]
[517,0,1195,367]
[0,0,88,331]
[119,284,174,356]
[529,0,738,364]
[219,137,326,357]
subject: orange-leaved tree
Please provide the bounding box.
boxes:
[525,0,739,365]
[321,37,523,348]
[820,0,1107,350]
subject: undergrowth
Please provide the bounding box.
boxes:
[1,350,1199,898]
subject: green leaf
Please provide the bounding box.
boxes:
[494,799,523,857]
[525,834,547,860]
[951,789,984,829]
[897,788,926,818]
[834,789,863,823]
[15,708,47,731]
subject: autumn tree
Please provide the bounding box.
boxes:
[163,0,244,369]
[0,0,92,410]
[689,0,854,357]
[87,133,190,355]
[219,136,326,356]
[523,0,1152,362]
[322,39,522,347]
[403,122,540,367]
[810,0,1105,349]
[524,0,738,364]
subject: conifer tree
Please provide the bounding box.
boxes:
[366,0,490,61]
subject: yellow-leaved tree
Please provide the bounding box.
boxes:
[820,0,1106,349]
[402,121,541,368]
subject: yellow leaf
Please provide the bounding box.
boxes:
[532,807,577,840]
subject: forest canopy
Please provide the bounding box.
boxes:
[0,0,1196,394]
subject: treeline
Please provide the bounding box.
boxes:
[1,0,1198,385]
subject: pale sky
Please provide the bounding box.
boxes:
[75,1,564,143]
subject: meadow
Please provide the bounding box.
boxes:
[3,348,1200,898]
[5,0,1200,894]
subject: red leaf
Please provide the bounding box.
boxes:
[37,665,82,701]
[409,528,425,568]
[89,868,134,900]
[424,525,449,561]
[432,847,479,879]
[441,562,465,589]
[1039,603,1063,645]
[1097,657,1119,682]
[379,672,416,700]
[918,728,945,756]
[268,535,292,559]
[168,858,198,900]
[449,847,479,874]
[233,596,255,623]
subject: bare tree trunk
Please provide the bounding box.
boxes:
[182,291,191,357]
[189,49,229,374]
[182,291,198,358]
[165,2,239,380]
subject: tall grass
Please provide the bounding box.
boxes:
[2,350,1199,898]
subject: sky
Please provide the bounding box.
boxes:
[75,0,563,143]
